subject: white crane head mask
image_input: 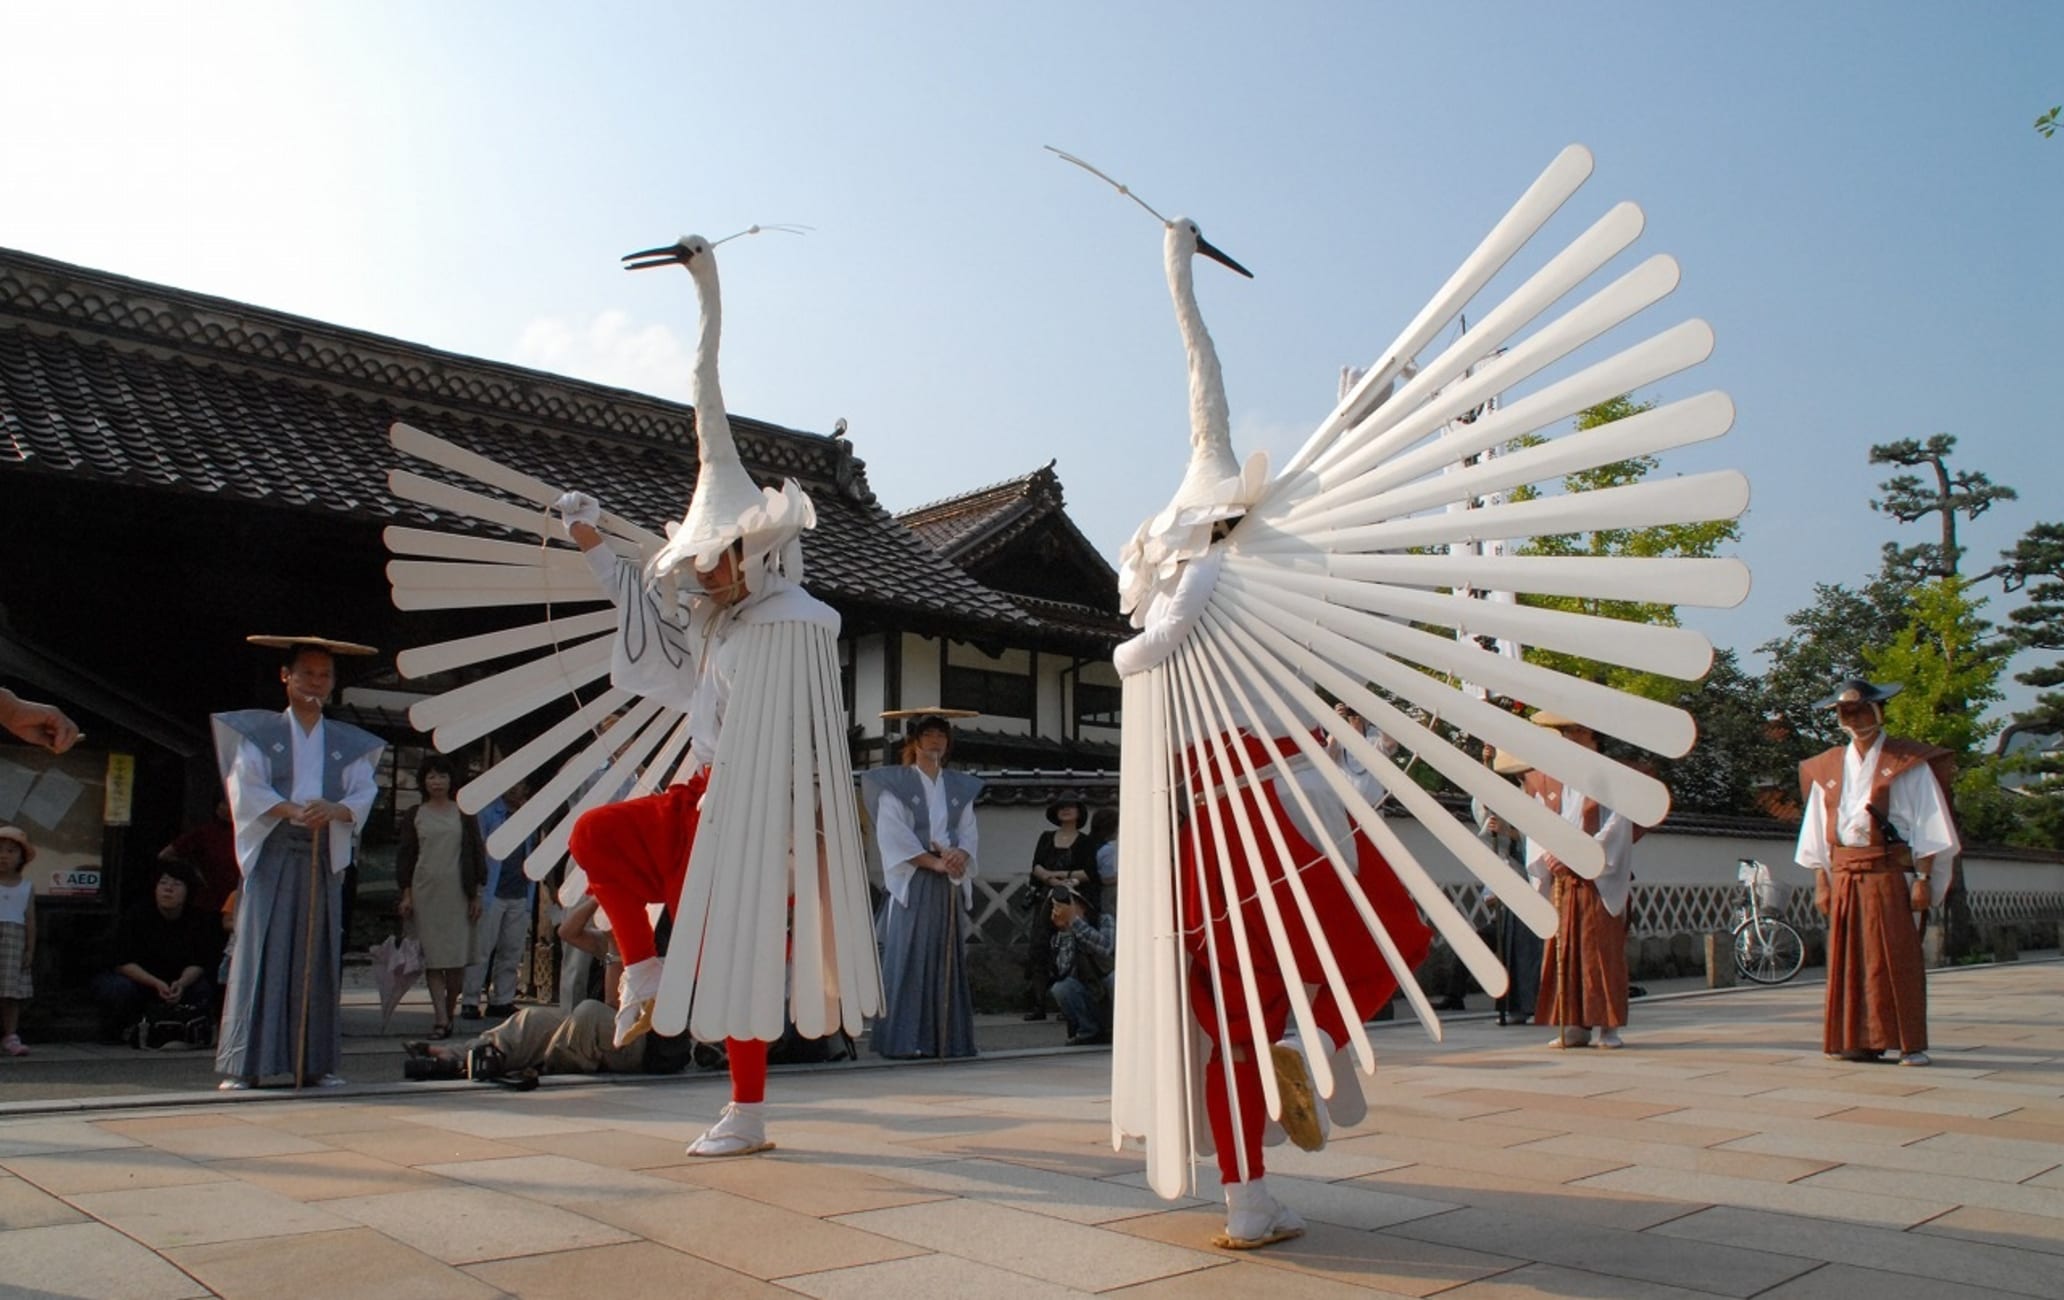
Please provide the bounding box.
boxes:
[623,225,818,586]
[1048,148,1268,619]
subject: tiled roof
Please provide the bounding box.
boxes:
[900,461,1116,579]
[0,248,1034,637]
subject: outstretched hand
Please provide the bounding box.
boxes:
[0,692,80,754]
[553,490,602,526]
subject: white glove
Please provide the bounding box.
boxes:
[553,490,601,527]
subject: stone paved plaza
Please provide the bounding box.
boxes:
[0,961,2059,1299]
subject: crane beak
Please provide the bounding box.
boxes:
[622,243,691,272]
[1195,236,1253,279]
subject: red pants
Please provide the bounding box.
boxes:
[567,769,769,1105]
[1179,734,1432,1183]
[569,771,707,968]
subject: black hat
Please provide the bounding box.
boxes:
[882,707,977,739]
[1046,791,1089,826]
[1812,676,1903,710]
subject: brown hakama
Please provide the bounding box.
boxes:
[1823,848,1927,1055]
[1535,867,1629,1030]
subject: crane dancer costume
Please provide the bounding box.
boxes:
[212,636,385,1089]
[380,229,879,1158]
[1055,145,1750,1249]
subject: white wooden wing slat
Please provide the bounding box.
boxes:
[396,610,618,680]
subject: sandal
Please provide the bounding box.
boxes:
[428,1024,452,1041]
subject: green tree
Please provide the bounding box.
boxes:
[1654,648,1785,814]
[1758,571,1915,765]
[1867,576,2009,757]
[1510,395,1742,702]
[1868,434,2017,583]
[1995,521,2064,848]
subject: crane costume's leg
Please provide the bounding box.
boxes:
[567,769,708,1044]
[1180,736,1432,1247]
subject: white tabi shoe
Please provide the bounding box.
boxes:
[1215,1176,1306,1250]
[686,1101,775,1157]
[1267,1041,1328,1153]
[613,957,664,1048]
[216,1077,254,1091]
[1597,1028,1625,1051]
[1282,1028,1367,1132]
[1899,1051,1931,1067]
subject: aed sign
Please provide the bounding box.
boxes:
[48,868,102,898]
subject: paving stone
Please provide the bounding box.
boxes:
[164,1225,501,1300]
[211,1149,452,1201]
[1115,1208,1520,1296]
[324,1183,633,1264]
[95,1117,332,1162]
[658,1152,952,1216]
[782,1250,1096,1299]
[838,1196,1223,1291]
[420,1153,685,1205]
[578,1187,925,1279]
[70,1177,354,1248]
[1720,1128,2063,1183]
[0,1174,84,1229]
[1438,1261,1719,1299]
[1355,1162,1698,1232]
[324,1123,536,1165]
[1388,1204,1812,1297]
[840,1155,1176,1224]
[1,1145,225,1196]
[1103,1257,1403,1298]
[1517,1131,1834,1182]
[0,1221,211,1299]
[1797,1163,2064,1220]
[1915,1206,2064,1259]
[1334,1131,1633,1184]
[1753,1261,2036,1299]
[507,1126,704,1170]
[1574,1163,1955,1229]
[1654,1205,2063,1299]
[0,1119,141,1159]
[464,1239,789,1298]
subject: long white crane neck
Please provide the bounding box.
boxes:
[1165,230,1231,461]
[688,255,737,467]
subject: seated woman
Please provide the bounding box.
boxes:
[90,863,223,1045]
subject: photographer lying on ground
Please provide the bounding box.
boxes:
[406,897,697,1084]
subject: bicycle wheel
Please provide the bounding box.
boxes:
[1735,918,1805,984]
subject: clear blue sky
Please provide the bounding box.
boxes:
[5,2,2059,710]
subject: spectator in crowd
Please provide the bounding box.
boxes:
[1325,700,1401,811]
[1475,744,1542,1026]
[0,689,80,754]
[554,895,619,1010]
[464,778,536,1020]
[1048,885,1115,1046]
[90,862,221,1046]
[213,636,385,1089]
[158,797,240,918]
[863,712,981,1059]
[396,754,485,1040]
[1023,792,1095,1020]
[0,825,35,1056]
[1089,807,1120,910]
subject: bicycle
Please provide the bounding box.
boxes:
[1732,859,1806,985]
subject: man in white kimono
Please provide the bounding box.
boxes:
[862,711,981,1059]
[211,637,384,1089]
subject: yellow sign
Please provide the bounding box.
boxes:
[103,752,136,826]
